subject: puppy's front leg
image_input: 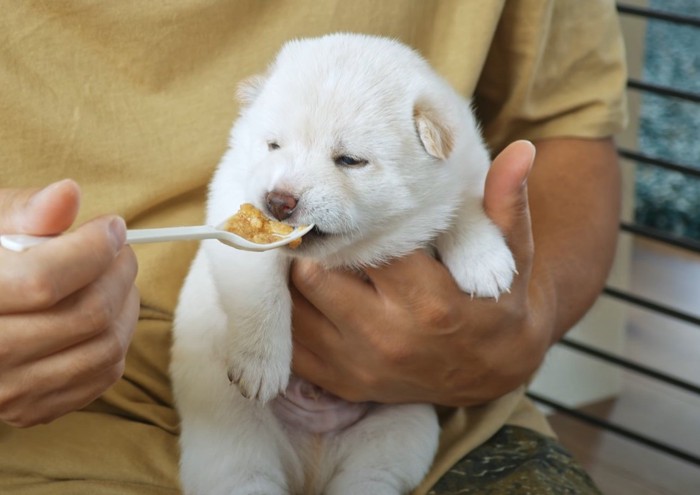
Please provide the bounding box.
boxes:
[436,199,516,298]
[227,284,292,403]
[206,242,293,402]
[173,249,296,495]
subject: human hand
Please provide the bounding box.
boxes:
[0,180,139,427]
[290,141,551,406]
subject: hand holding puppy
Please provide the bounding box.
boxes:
[0,180,139,427]
[290,140,550,407]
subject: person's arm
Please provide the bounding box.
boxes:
[0,180,139,427]
[289,137,620,407]
[525,137,621,343]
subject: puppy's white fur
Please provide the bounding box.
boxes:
[172,34,515,495]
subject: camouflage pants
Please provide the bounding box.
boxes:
[429,426,602,495]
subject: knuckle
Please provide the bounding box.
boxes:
[291,260,324,289]
[109,335,128,365]
[20,407,63,427]
[104,359,126,385]
[380,340,413,367]
[416,296,458,331]
[0,388,36,428]
[8,413,42,428]
[94,356,126,393]
[100,331,128,368]
[66,333,125,385]
[122,246,139,279]
[0,385,20,414]
[2,414,29,428]
[15,267,60,308]
[80,287,116,334]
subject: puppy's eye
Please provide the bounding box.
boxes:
[268,141,280,151]
[334,155,368,167]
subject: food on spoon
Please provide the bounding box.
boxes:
[223,203,303,248]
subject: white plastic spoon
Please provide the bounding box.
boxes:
[0,222,314,253]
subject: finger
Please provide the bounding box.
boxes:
[0,285,139,427]
[0,246,138,363]
[0,365,119,427]
[291,333,331,384]
[291,338,369,403]
[483,140,535,234]
[0,179,80,235]
[0,356,127,428]
[290,259,374,329]
[0,215,128,313]
[483,140,535,275]
[290,284,361,396]
[34,363,125,426]
[50,282,139,380]
[363,250,457,300]
[290,284,339,344]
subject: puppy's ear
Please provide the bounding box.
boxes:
[236,74,266,106]
[414,102,454,160]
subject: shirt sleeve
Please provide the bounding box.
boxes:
[474,0,628,152]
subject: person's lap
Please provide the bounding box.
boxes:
[429,425,602,495]
[0,416,600,494]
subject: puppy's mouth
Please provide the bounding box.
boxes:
[288,224,331,250]
[308,225,328,238]
[300,224,330,242]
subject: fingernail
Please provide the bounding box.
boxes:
[108,217,127,251]
[521,141,536,188]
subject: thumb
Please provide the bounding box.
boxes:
[484,140,535,236]
[0,179,81,235]
[483,141,536,274]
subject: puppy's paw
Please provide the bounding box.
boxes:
[443,233,516,299]
[457,245,516,298]
[227,351,289,403]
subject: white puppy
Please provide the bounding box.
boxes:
[172,33,515,495]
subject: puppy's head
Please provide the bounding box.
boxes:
[220,34,485,267]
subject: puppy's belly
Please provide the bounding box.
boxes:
[270,375,370,434]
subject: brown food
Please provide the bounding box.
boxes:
[223,203,302,248]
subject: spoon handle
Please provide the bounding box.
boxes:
[0,226,220,252]
[126,226,218,244]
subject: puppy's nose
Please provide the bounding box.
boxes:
[266,191,298,220]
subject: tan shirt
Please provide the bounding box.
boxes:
[0,1,626,493]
